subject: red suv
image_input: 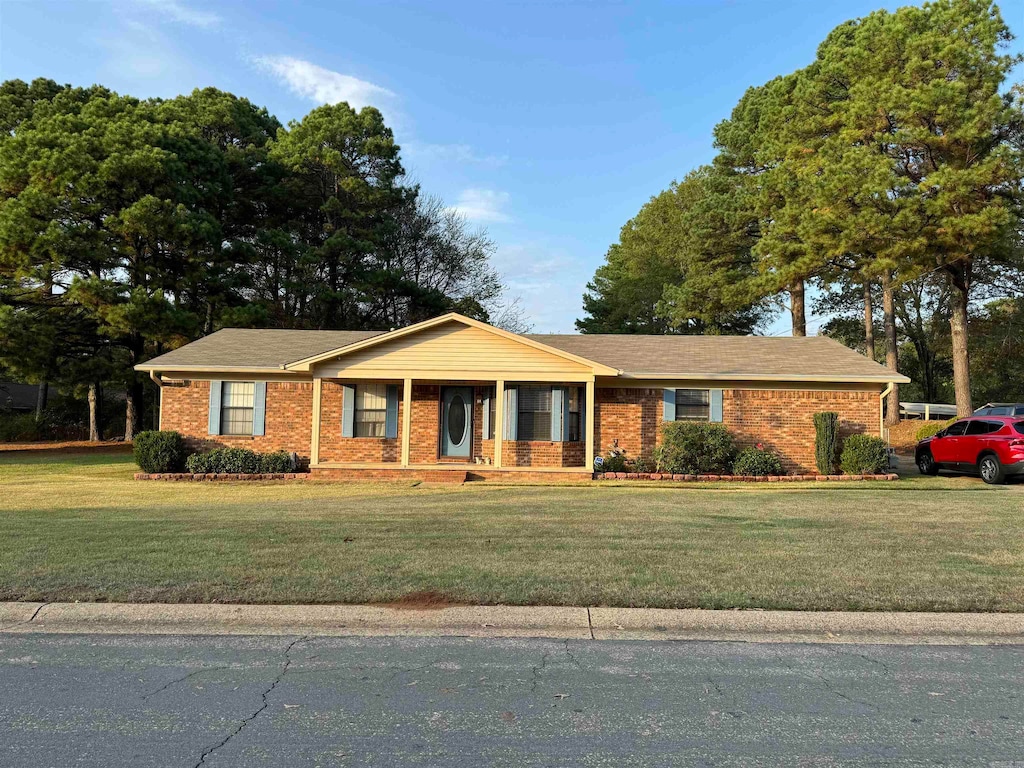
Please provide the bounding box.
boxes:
[916,416,1024,484]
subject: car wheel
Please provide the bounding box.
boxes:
[917,452,939,476]
[978,454,1005,485]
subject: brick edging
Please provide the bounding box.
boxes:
[595,472,899,482]
[134,472,309,481]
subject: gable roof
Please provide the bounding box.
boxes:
[136,316,908,383]
[529,334,908,382]
[281,313,620,375]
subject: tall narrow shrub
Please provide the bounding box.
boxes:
[813,412,839,475]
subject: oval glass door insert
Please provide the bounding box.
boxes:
[448,394,467,445]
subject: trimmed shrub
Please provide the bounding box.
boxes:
[653,421,736,475]
[183,447,262,474]
[813,412,840,475]
[133,430,186,473]
[185,452,212,474]
[840,434,890,475]
[185,448,295,474]
[915,419,955,442]
[260,450,295,473]
[732,445,783,476]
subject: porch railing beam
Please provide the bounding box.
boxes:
[401,378,413,467]
[494,379,505,469]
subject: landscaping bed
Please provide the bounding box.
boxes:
[134,471,309,481]
[595,472,898,482]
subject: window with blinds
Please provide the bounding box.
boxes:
[517,386,552,441]
[355,383,388,437]
[221,381,255,435]
[674,389,710,421]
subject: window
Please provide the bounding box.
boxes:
[944,420,969,437]
[568,387,582,442]
[967,420,1003,436]
[1014,421,1024,435]
[675,389,710,421]
[354,383,387,437]
[517,386,552,441]
[486,389,496,440]
[221,381,255,436]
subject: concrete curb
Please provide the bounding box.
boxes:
[1,602,1022,644]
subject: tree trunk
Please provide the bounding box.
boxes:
[881,270,900,426]
[863,281,876,361]
[88,383,102,442]
[790,280,806,337]
[949,285,973,417]
[34,381,48,422]
[124,380,143,442]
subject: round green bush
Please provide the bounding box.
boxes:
[184,452,211,473]
[839,434,890,475]
[260,450,295,473]
[133,430,186,473]
[732,445,784,476]
[653,422,736,475]
[915,419,955,442]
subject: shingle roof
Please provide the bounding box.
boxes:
[138,324,905,382]
[527,333,902,381]
[138,328,385,370]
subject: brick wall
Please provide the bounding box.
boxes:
[724,389,879,473]
[593,388,662,462]
[594,386,880,474]
[160,380,313,462]
[317,381,402,463]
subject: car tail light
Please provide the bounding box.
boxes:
[1010,438,1024,449]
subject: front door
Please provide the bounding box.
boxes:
[440,386,473,459]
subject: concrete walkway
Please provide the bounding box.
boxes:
[2,602,1022,644]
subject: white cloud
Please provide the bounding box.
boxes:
[135,0,220,27]
[447,189,512,224]
[254,55,394,111]
[404,142,508,168]
[491,243,591,333]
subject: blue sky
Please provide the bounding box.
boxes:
[2,0,1022,333]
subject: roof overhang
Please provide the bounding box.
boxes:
[134,364,288,374]
[282,312,622,376]
[616,372,912,384]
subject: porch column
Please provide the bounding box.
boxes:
[401,378,413,467]
[310,377,322,466]
[585,378,595,471]
[494,379,505,469]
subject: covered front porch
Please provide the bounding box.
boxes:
[309,377,597,477]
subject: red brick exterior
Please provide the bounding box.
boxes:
[724,389,878,473]
[160,379,313,462]
[161,378,880,476]
[593,386,881,474]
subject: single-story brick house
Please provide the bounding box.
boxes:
[136,312,909,480]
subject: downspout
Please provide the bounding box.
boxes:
[879,381,894,441]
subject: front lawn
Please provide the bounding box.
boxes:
[0,450,1022,611]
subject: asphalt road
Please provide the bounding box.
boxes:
[1,634,1021,767]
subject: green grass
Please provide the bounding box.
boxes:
[0,449,1022,611]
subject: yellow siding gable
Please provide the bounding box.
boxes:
[312,321,594,380]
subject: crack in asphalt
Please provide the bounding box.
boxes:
[563,639,583,670]
[191,635,308,768]
[530,649,552,693]
[141,667,223,701]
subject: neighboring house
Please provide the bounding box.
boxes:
[136,312,909,478]
[0,382,41,413]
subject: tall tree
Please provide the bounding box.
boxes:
[578,167,772,335]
